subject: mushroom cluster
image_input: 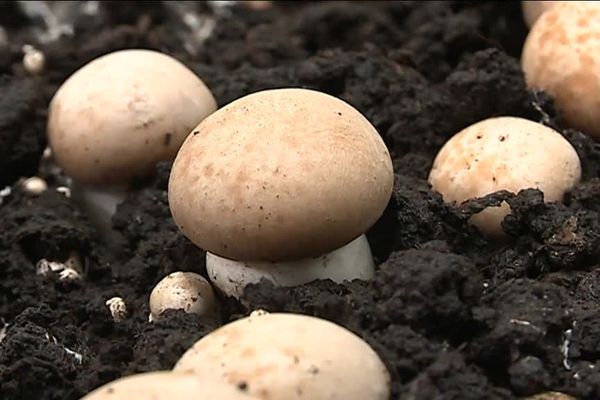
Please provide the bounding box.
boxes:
[169,88,394,298]
[48,49,217,237]
[521,1,600,140]
[429,117,581,237]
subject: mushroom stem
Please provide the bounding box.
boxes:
[206,234,375,299]
[71,183,128,243]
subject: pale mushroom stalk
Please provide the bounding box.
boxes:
[206,234,374,299]
[71,183,128,241]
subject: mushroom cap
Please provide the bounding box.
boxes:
[522,1,600,139]
[80,371,258,399]
[168,88,394,262]
[149,272,216,320]
[521,1,561,27]
[48,49,217,186]
[174,312,390,400]
[428,117,581,237]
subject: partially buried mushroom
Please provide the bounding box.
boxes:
[48,49,217,239]
[429,116,581,237]
[174,311,391,400]
[80,371,258,399]
[168,88,394,298]
[149,271,217,322]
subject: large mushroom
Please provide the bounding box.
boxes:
[168,88,394,298]
[174,311,391,400]
[48,49,217,237]
[80,371,258,399]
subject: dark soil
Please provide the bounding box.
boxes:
[1,1,600,399]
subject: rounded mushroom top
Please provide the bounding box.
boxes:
[428,117,581,237]
[168,88,394,262]
[174,311,390,400]
[80,371,258,400]
[521,1,561,27]
[522,1,600,139]
[48,49,217,186]
[149,271,216,320]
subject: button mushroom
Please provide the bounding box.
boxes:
[149,271,217,322]
[168,88,393,298]
[174,311,391,400]
[48,49,217,238]
[428,116,581,237]
[80,371,259,399]
[522,1,600,140]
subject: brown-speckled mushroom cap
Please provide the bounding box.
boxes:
[174,312,390,400]
[168,88,393,262]
[428,116,581,237]
[80,371,258,399]
[522,1,600,139]
[48,49,217,186]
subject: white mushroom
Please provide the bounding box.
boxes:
[21,176,48,195]
[169,88,393,298]
[149,272,217,321]
[80,371,259,399]
[47,49,217,236]
[429,116,581,237]
[174,311,390,400]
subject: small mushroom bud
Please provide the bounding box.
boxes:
[22,44,45,75]
[149,272,217,322]
[174,312,390,400]
[105,297,128,322]
[428,117,581,237]
[81,371,260,399]
[21,176,48,195]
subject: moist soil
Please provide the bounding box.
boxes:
[1,1,600,399]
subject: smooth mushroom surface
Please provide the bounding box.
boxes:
[80,371,258,399]
[169,88,394,262]
[428,116,581,237]
[521,1,561,27]
[48,49,217,186]
[522,1,600,140]
[206,234,374,299]
[174,311,390,400]
[149,272,217,321]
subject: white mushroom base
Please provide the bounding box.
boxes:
[71,183,128,242]
[206,234,375,299]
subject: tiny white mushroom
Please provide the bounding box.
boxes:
[56,186,71,198]
[149,272,217,321]
[22,44,45,75]
[207,234,374,299]
[174,312,391,400]
[22,176,48,195]
[105,297,128,322]
[81,371,259,400]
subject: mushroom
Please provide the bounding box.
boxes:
[149,272,217,322]
[48,49,217,238]
[522,1,600,140]
[169,88,393,298]
[174,311,391,400]
[428,116,581,237]
[80,371,259,399]
[521,1,561,27]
